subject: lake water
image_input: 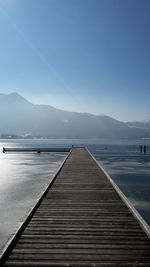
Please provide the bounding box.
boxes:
[0,138,150,253]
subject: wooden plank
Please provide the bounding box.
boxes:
[17,243,150,251]
[13,247,149,256]
[7,254,150,260]
[4,261,150,267]
[20,234,149,240]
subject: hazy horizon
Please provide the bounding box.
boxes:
[0,91,150,124]
[0,0,150,121]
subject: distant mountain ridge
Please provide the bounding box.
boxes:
[126,121,150,130]
[0,93,149,139]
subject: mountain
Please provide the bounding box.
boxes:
[126,121,150,130]
[0,92,149,139]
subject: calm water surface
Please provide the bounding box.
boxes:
[90,146,150,226]
[0,141,67,252]
[0,138,150,253]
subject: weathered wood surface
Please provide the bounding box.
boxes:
[3,147,70,153]
[2,148,150,266]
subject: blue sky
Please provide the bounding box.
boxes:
[0,0,150,121]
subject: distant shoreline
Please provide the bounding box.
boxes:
[0,136,150,140]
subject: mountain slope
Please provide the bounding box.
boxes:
[0,93,149,139]
[127,121,150,130]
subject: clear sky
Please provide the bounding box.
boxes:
[0,0,150,121]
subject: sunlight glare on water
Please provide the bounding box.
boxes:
[0,147,66,252]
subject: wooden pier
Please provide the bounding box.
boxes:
[1,148,150,266]
[3,147,70,153]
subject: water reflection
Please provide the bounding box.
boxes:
[92,150,150,225]
[0,151,66,252]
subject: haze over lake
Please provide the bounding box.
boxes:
[0,93,150,139]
